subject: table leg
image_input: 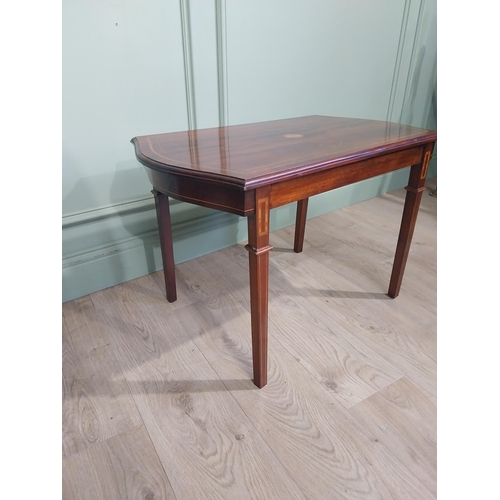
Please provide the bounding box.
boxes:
[245,187,273,388]
[294,198,309,253]
[388,145,433,298]
[152,189,177,303]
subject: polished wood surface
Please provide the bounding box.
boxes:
[293,198,309,253]
[153,190,177,302]
[388,144,433,298]
[131,115,436,388]
[132,115,436,189]
[245,186,273,388]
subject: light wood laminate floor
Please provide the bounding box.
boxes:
[63,179,437,500]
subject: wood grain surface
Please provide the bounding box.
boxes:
[62,425,177,500]
[132,115,436,189]
[62,181,437,499]
[349,377,437,495]
[185,294,434,499]
[62,296,142,458]
[89,283,306,500]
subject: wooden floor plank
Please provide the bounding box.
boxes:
[342,189,436,234]
[104,266,200,312]
[90,285,307,500]
[176,251,251,307]
[349,377,437,495]
[198,244,404,409]
[282,254,436,397]
[275,222,436,329]
[62,297,142,458]
[63,295,97,337]
[62,183,437,499]
[191,186,437,401]
[270,227,436,350]
[215,239,436,398]
[182,293,435,500]
[62,425,177,500]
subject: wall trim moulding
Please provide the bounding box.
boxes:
[62,195,186,231]
[63,196,154,230]
[215,0,229,127]
[386,0,425,125]
[179,0,197,130]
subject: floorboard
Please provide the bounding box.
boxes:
[62,180,437,499]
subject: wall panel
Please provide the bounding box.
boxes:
[62,0,436,302]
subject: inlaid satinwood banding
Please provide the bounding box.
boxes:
[420,151,432,180]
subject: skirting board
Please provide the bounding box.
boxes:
[62,164,436,303]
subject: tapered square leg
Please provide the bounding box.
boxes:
[388,146,433,298]
[152,190,177,303]
[294,198,309,253]
[245,187,272,388]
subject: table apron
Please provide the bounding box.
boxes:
[269,146,424,209]
[146,168,254,216]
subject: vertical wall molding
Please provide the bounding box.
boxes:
[215,0,229,127]
[398,0,424,125]
[179,0,197,130]
[386,0,425,125]
[386,0,411,123]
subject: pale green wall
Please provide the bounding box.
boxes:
[62,0,437,302]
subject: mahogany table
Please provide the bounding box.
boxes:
[131,115,436,388]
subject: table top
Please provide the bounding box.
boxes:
[131,115,436,190]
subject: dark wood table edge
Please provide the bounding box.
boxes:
[131,133,436,192]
